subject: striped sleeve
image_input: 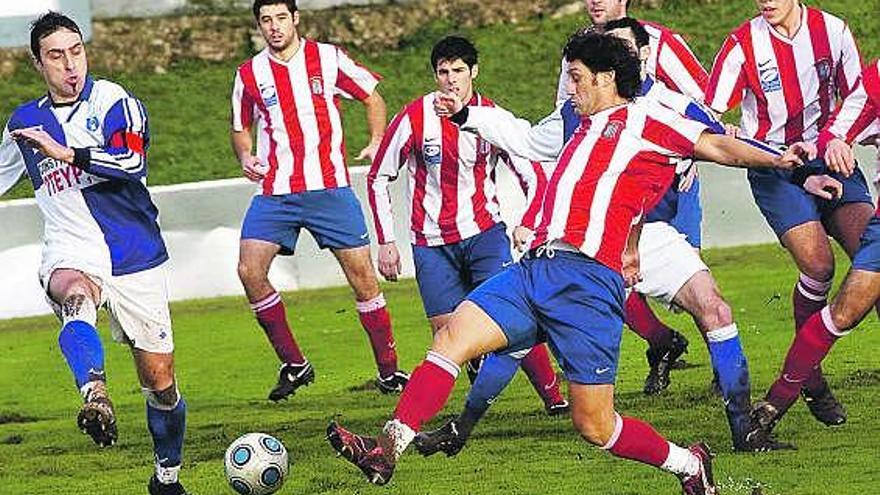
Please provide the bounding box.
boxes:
[335,47,380,101]
[74,97,149,181]
[819,66,880,151]
[705,33,748,113]
[462,105,564,163]
[367,108,413,244]
[0,123,26,196]
[642,100,708,158]
[655,31,709,101]
[498,151,546,230]
[231,69,255,132]
[835,22,863,99]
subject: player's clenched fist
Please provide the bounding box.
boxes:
[240,155,267,182]
[776,141,817,170]
[433,91,464,117]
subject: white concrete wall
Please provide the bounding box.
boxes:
[0,147,876,319]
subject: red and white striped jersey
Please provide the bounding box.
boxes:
[530,99,707,273]
[819,60,880,149]
[705,6,862,146]
[231,40,380,195]
[368,92,545,246]
[556,20,708,105]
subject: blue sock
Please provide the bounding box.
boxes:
[463,352,522,424]
[706,325,752,444]
[147,398,187,468]
[58,320,105,389]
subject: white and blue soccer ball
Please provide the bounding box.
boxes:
[224,433,289,495]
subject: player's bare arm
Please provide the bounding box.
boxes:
[230,128,265,182]
[356,90,387,162]
[11,126,75,163]
[694,132,816,170]
[622,216,643,288]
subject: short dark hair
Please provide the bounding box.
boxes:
[253,0,298,19]
[30,11,82,62]
[563,31,641,100]
[431,36,478,71]
[602,17,649,49]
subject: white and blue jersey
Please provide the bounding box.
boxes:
[0,76,167,281]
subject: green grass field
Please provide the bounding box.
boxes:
[2,0,879,200]
[1,243,878,494]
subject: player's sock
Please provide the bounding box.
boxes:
[465,352,521,420]
[602,414,691,472]
[767,307,842,412]
[624,292,673,349]
[251,292,306,365]
[58,319,106,389]
[147,395,186,484]
[792,273,831,392]
[520,344,565,406]
[356,294,399,378]
[705,324,752,440]
[393,351,459,433]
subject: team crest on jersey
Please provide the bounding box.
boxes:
[758,61,782,93]
[85,115,99,132]
[259,84,278,107]
[310,76,324,96]
[423,143,441,166]
[814,58,832,82]
[478,140,491,155]
[602,120,624,140]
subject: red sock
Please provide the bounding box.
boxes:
[604,414,671,467]
[357,294,399,378]
[767,307,840,411]
[791,274,832,392]
[251,293,306,364]
[624,292,673,349]
[520,344,565,406]
[393,352,459,431]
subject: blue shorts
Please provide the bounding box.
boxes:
[467,252,625,385]
[413,223,512,317]
[240,187,370,255]
[853,215,880,273]
[670,177,702,249]
[748,166,873,239]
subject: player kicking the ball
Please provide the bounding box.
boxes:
[327,32,814,493]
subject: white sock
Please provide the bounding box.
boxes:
[382,419,416,461]
[660,442,699,476]
[155,462,180,484]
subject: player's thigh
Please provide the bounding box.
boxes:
[47,268,102,308]
[635,222,707,306]
[431,301,510,365]
[240,195,300,256]
[464,223,514,287]
[531,255,625,386]
[568,383,616,444]
[428,313,452,335]
[131,348,175,390]
[464,263,540,358]
[779,221,835,279]
[332,245,380,299]
[825,201,874,258]
[413,244,469,319]
[105,264,175,355]
[303,187,371,251]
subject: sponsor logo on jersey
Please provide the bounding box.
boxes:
[758,60,782,93]
[38,157,90,196]
[86,115,99,132]
[423,143,441,166]
[260,84,279,107]
[310,76,324,96]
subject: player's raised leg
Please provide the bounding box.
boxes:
[48,269,117,448]
[238,237,313,402]
[334,245,407,393]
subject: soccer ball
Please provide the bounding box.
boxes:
[224,433,289,495]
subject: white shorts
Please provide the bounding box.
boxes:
[44,263,174,354]
[635,222,708,305]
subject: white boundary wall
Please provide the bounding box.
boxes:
[0,147,876,319]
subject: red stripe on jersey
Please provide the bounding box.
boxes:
[807,9,834,132]
[470,137,495,233]
[664,32,709,92]
[738,25,773,142]
[238,82,256,130]
[368,108,411,244]
[337,71,370,101]
[562,107,629,249]
[520,160,546,230]
[109,131,145,155]
[240,61,281,195]
[770,37,804,144]
[438,119,461,244]
[270,59,307,193]
[707,30,747,111]
[304,41,337,189]
[409,102,429,245]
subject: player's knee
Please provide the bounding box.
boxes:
[829,304,859,333]
[143,382,180,411]
[60,292,98,326]
[799,262,834,284]
[571,412,607,446]
[237,260,267,287]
